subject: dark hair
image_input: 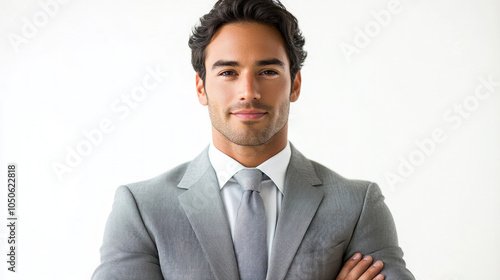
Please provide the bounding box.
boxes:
[188,0,307,84]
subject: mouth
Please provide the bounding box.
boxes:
[231,109,267,120]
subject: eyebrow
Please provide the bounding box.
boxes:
[211,60,239,70]
[211,58,285,70]
[256,58,285,68]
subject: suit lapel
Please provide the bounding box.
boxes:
[178,148,240,280]
[267,145,324,280]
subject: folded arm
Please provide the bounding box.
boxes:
[343,183,415,280]
[92,186,164,280]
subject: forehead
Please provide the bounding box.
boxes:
[205,22,289,67]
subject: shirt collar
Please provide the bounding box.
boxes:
[208,141,291,194]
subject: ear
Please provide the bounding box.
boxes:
[290,71,301,102]
[196,73,208,106]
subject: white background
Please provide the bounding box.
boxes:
[1,0,499,279]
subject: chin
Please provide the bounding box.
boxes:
[226,132,275,147]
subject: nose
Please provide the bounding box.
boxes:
[238,71,261,101]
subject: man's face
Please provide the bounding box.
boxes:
[196,22,301,147]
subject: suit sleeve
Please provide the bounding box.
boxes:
[345,183,415,280]
[92,185,164,280]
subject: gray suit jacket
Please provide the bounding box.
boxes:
[92,145,415,280]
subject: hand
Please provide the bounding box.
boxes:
[336,253,385,280]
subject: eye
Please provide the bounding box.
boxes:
[260,70,279,76]
[219,70,237,77]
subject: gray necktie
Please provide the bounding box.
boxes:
[233,168,267,280]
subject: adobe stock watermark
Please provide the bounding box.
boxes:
[339,0,403,63]
[385,74,499,191]
[51,65,169,182]
[8,0,70,53]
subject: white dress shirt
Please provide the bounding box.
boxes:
[208,142,291,259]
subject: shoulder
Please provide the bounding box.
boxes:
[113,160,192,209]
[302,159,389,230]
[121,146,212,196]
[312,159,386,201]
[309,160,373,192]
[127,161,190,191]
[288,146,384,207]
[289,144,377,196]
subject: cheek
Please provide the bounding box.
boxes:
[207,82,235,100]
[262,84,292,105]
[206,88,233,110]
[263,78,291,94]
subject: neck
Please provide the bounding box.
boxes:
[212,125,288,167]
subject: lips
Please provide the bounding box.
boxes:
[231,109,267,120]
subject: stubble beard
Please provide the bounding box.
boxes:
[207,97,290,147]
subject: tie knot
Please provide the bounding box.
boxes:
[233,168,263,192]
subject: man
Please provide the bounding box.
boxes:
[92,0,415,279]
